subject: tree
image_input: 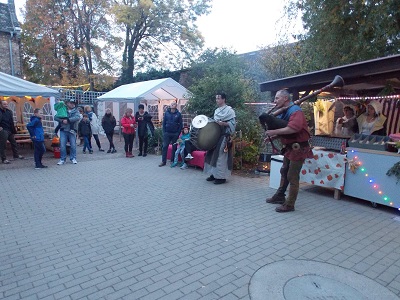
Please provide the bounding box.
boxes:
[111,0,212,85]
[22,0,116,89]
[285,0,400,70]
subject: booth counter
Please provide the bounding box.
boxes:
[344,148,400,209]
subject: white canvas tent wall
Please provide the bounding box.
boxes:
[96,78,191,124]
[0,72,59,97]
[0,72,60,135]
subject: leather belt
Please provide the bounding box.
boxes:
[282,141,310,150]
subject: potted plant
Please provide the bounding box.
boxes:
[386,161,400,184]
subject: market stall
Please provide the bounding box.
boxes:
[259,55,400,210]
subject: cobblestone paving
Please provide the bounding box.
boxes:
[1,138,400,299]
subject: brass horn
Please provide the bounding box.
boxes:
[268,75,345,117]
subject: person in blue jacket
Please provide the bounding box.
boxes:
[27,108,47,169]
[159,101,183,167]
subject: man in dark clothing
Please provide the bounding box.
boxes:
[159,101,183,167]
[135,104,155,157]
[0,100,24,164]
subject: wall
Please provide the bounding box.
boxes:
[0,32,22,76]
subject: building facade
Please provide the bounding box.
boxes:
[0,0,22,77]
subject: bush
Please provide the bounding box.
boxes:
[148,127,163,154]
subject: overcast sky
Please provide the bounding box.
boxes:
[12,0,301,54]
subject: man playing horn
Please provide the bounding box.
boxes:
[263,90,313,212]
[204,92,236,184]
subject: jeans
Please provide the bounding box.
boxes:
[123,133,134,152]
[174,146,185,163]
[60,130,77,161]
[33,141,46,167]
[161,132,179,163]
[106,132,115,150]
[83,136,92,152]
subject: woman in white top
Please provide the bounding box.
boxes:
[356,100,387,136]
[84,105,105,151]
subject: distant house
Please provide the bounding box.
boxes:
[0,0,22,77]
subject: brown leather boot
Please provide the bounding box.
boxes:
[266,194,286,204]
[275,204,295,213]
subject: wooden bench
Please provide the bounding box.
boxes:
[7,139,33,149]
[167,144,206,169]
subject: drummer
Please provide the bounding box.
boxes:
[204,92,236,184]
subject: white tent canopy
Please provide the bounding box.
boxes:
[97,77,191,103]
[0,72,59,97]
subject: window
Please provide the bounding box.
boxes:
[7,101,17,124]
[23,102,34,125]
[42,103,55,134]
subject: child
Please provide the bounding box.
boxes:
[78,114,93,154]
[54,99,75,134]
[171,126,190,168]
[27,108,47,169]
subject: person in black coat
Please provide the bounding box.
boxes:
[101,108,117,153]
[135,104,154,157]
[78,114,93,154]
[0,100,24,164]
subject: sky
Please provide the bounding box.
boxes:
[12,0,301,54]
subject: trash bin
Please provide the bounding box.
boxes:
[269,155,283,189]
[53,147,61,158]
[51,136,60,159]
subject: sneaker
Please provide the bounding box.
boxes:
[111,149,117,153]
[99,148,105,152]
[107,149,112,153]
[159,162,166,167]
[57,160,65,165]
[206,175,215,181]
[39,165,48,168]
[71,159,78,164]
[35,166,41,170]
[83,151,86,154]
[214,179,226,184]
[180,163,188,169]
[171,162,178,168]
[2,159,10,164]
[89,150,93,154]
[185,154,194,160]
[143,153,147,157]
[14,155,24,159]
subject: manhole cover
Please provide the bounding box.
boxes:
[249,260,399,300]
[284,274,365,299]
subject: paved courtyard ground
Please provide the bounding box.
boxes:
[1,136,400,299]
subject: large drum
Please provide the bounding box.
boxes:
[190,115,222,151]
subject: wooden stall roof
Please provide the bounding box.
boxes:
[259,54,400,95]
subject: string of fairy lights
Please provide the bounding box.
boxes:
[337,95,400,100]
[348,149,398,210]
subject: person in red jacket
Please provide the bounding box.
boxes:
[121,108,136,157]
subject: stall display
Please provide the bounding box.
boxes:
[344,148,400,209]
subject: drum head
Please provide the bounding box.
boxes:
[196,121,221,151]
[192,115,209,129]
